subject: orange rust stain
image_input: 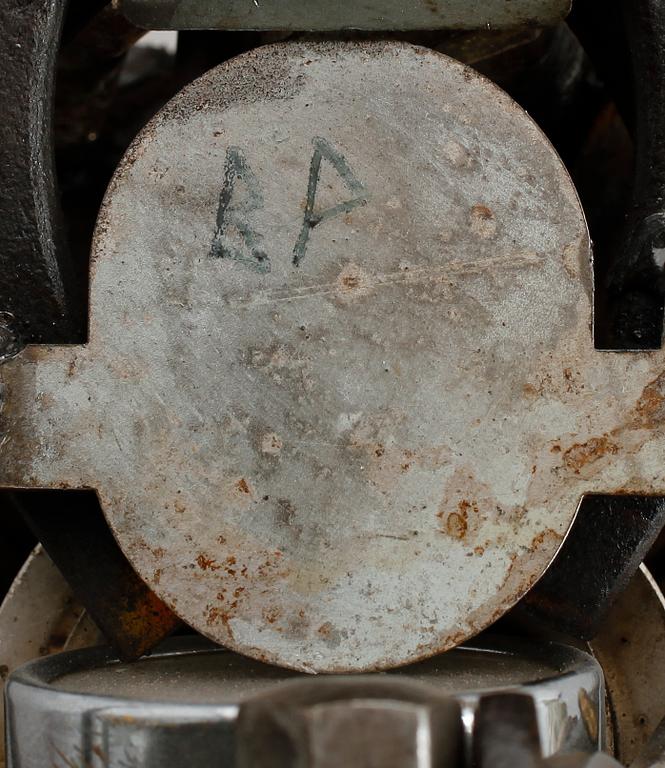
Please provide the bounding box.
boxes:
[153,568,162,585]
[136,542,165,560]
[523,383,538,396]
[318,621,333,637]
[446,511,467,539]
[439,498,479,540]
[116,590,180,654]
[474,546,485,556]
[635,372,665,426]
[563,435,619,473]
[550,444,561,453]
[461,527,563,633]
[263,607,281,624]
[205,605,235,640]
[235,478,251,494]
[196,553,221,571]
[530,528,561,550]
[471,204,493,220]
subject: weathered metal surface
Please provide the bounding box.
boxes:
[16,492,180,661]
[0,0,85,343]
[520,495,665,639]
[4,636,603,767]
[632,715,665,768]
[0,40,663,672]
[120,0,572,31]
[605,0,665,350]
[0,547,102,768]
[591,565,665,766]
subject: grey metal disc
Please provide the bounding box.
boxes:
[1,40,610,671]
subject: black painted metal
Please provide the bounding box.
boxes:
[605,0,665,350]
[15,490,180,660]
[594,0,665,350]
[0,0,85,345]
[520,495,665,639]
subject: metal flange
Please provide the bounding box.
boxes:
[4,41,665,672]
[120,0,573,32]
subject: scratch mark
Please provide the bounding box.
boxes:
[228,252,542,307]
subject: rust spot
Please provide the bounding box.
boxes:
[336,263,371,298]
[236,478,251,494]
[205,605,235,640]
[550,444,561,453]
[446,512,467,539]
[471,204,493,220]
[342,274,360,289]
[563,435,619,473]
[451,500,478,539]
[474,546,485,556]
[530,528,561,550]
[461,527,563,634]
[174,500,186,514]
[196,553,221,571]
[261,432,283,455]
[153,569,162,585]
[635,372,665,426]
[318,621,334,637]
[470,204,497,239]
[263,606,281,624]
[116,590,180,654]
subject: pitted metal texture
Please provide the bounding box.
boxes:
[3,41,665,672]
